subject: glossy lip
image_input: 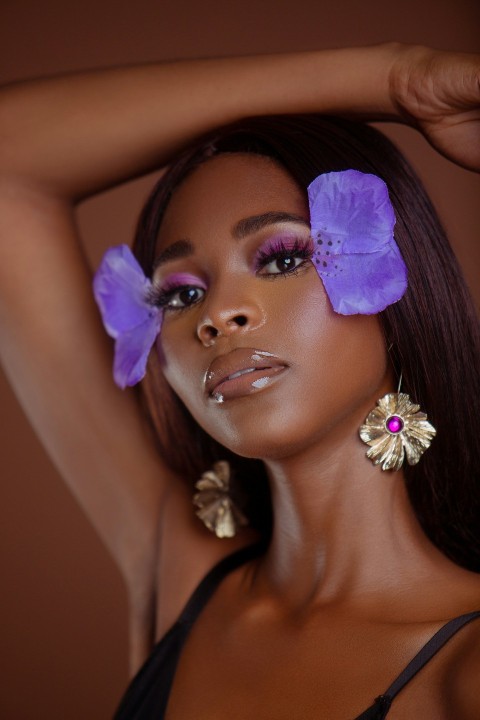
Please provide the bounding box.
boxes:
[204,348,288,400]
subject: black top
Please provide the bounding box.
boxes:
[113,543,480,720]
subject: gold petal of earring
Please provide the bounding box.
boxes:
[359,390,436,471]
[193,461,249,538]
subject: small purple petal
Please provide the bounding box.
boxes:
[113,313,162,389]
[314,244,407,315]
[93,245,162,388]
[307,170,407,315]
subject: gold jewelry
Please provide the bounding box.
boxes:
[359,386,436,471]
[193,461,249,538]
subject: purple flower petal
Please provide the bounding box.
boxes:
[316,244,407,315]
[113,314,162,388]
[307,170,407,314]
[93,245,162,388]
[93,245,154,336]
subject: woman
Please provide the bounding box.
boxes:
[0,43,479,718]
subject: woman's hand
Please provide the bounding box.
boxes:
[390,45,480,172]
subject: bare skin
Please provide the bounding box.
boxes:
[0,43,479,716]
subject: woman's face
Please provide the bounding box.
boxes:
[153,153,390,460]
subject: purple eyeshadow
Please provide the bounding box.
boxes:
[157,272,206,291]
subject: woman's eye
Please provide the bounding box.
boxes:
[255,238,313,277]
[162,285,205,309]
[260,254,307,275]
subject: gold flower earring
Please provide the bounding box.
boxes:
[359,375,436,471]
[193,461,249,538]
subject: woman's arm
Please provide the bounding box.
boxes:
[2,43,478,194]
[0,44,402,198]
[0,42,478,665]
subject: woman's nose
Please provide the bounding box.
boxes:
[196,286,264,347]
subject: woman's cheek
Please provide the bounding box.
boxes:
[154,326,204,410]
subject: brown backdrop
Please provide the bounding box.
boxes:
[1,1,479,718]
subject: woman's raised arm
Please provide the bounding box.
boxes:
[1,43,478,193]
[0,44,402,197]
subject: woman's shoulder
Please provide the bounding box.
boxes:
[446,611,480,720]
[433,563,480,718]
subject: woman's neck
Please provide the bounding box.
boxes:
[258,420,446,614]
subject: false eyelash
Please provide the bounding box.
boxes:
[147,272,206,310]
[145,280,181,308]
[255,236,314,271]
[146,285,173,308]
[147,286,182,309]
[148,284,207,314]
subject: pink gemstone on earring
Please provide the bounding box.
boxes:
[386,415,404,434]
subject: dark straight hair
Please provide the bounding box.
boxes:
[133,115,480,571]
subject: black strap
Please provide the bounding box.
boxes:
[178,540,267,628]
[384,610,480,699]
[355,610,480,720]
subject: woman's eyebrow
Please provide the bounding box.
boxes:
[153,212,309,270]
[233,211,309,239]
[153,239,193,270]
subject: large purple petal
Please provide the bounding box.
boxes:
[93,245,156,337]
[313,243,407,315]
[307,170,407,315]
[93,244,163,388]
[113,313,163,389]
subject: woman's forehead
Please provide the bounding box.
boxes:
[156,153,308,248]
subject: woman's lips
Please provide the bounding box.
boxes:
[205,348,287,402]
[212,365,287,402]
